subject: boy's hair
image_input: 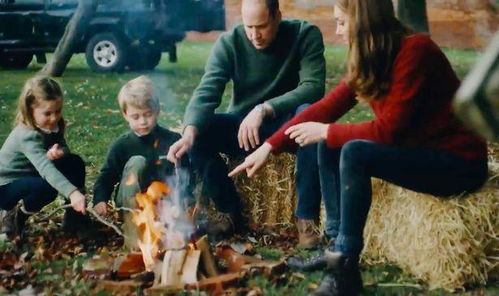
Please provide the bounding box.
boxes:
[15,76,65,130]
[118,75,159,113]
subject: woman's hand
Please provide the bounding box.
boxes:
[69,190,86,214]
[285,122,329,146]
[93,201,107,216]
[228,142,273,178]
[46,144,65,160]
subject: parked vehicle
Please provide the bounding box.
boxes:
[0,0,225,71]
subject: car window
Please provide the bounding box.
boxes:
[7,0,45,10]
[49,0,78,8]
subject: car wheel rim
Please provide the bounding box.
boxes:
[93,40,118,68]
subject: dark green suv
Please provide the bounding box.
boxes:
[0,0,224,71]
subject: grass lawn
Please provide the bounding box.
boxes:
[0,41,497,295]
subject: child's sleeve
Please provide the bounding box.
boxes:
[59,135,71,155]
[93,141,124,205]
[21,131,77,198]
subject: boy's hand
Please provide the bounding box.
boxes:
[167,125,198,164]
[93,202,107,216]
[47,144,65,160]
[69,190,86,214]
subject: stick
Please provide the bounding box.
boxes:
[87,207,125,237]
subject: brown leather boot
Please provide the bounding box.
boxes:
[296,218,321,249]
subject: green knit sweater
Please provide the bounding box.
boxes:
[184,19,326,130]
[0,125,76,198]
[93,125,192,204]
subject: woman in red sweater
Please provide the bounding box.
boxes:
[229,0,488,295]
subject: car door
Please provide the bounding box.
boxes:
[43,0,77,46]
[0,0,46,47]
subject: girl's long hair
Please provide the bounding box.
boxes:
[14,76,65,132]
[337,0,410,100]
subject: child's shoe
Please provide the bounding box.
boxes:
[1,205,28,239]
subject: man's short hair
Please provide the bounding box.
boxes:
[244,0,279,18]
[118,75,159,113]
[265,0,279,18]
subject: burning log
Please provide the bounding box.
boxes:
[195,235,219,277]
[160,249,186,287]
[113,253,145,279]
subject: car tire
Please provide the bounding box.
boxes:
[0,53,33,69]
[85,32,128,72]
[128,46,161,71]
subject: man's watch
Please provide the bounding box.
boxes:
[255,103,266,117]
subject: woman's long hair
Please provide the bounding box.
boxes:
[14,76,65,132]
[337,0,410,100]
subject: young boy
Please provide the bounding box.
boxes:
[92,75,192,249]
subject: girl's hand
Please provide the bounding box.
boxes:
[47,144,65,160]
[285,122,329,146]
[93,201,107,216]
[69,190,86,214]
[228,142,272,178]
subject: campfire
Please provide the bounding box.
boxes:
[83,181,286,295]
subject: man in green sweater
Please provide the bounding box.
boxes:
[168,0,325,244]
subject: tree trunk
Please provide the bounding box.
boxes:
[41,0,97,77]
[395,0,430,33]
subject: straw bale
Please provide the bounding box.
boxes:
[229,152,499,291]
[230,153,297,227]
[362,174,498,291]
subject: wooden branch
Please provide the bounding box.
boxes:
[195,235,219,277]
[87,207,125,237]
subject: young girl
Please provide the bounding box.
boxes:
[229,0,488,295]
[0,76,87,239]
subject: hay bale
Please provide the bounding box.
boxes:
[231,153,297,227]
[362,173,499,291]
[230,152,499,291]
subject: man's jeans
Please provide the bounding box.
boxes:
[318,140,488,259]
[189,104,321,220]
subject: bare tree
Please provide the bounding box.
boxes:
[41,0,97,77]
[395,0,430,33]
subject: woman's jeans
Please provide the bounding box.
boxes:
[0,154,85,212]
[319,140,488,259]
[189,104,321,218]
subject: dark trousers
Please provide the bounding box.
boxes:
[189,105,321,219]
[318,140,488,259]
[0,154,85,214]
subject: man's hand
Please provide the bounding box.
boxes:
[228,142,273,178]
[167,125,198,164]
[285,122,329,146]
[238,103,273,151]
[69,190,86,214]
[46,144,65,160]
[93,201,107,216]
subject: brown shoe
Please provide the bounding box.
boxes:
[296,218,321,249]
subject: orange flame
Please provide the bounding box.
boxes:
[132,181,169,271]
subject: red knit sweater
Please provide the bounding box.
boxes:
[267,34,487,160]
